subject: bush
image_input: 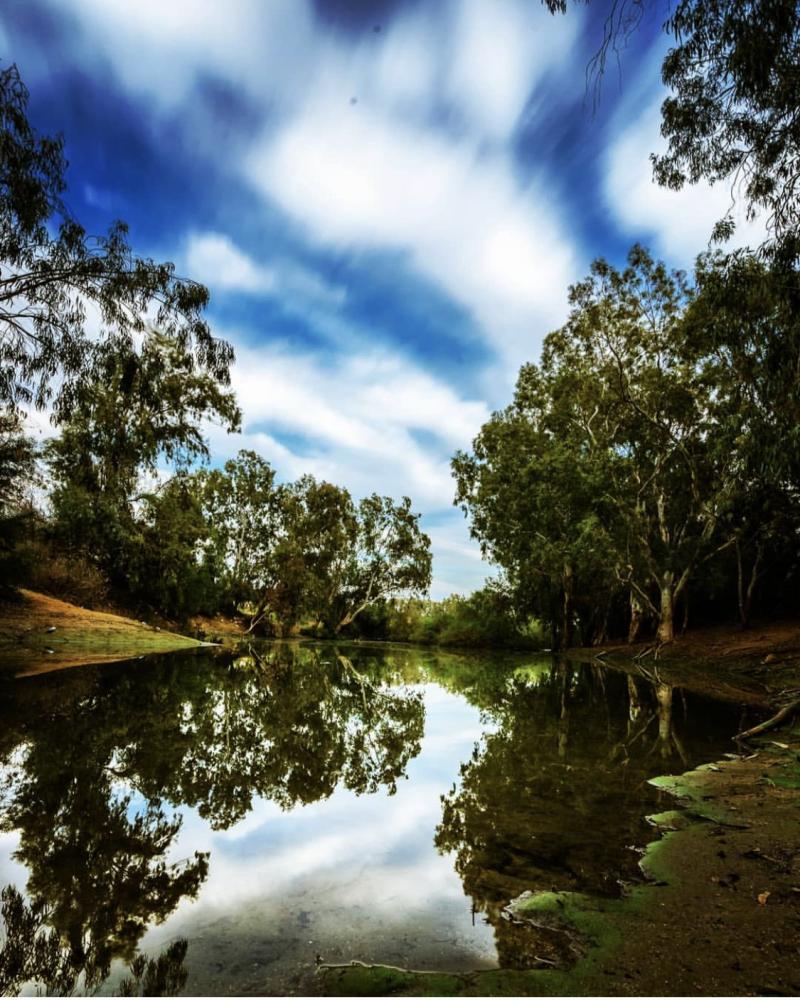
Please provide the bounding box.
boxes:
[21,538,109,608]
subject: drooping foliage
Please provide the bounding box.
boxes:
[545,0,800,242]
[0,63,233,417]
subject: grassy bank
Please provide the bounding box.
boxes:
[0,589,205,677]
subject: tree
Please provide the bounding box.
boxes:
[455,245,749,644]
[544,0,800,241]
[237,475,356,633]
[0,885,190,997]
[685,249,800,624]
[0,724,208,990]
[46,332,239,595]
[0,64,233,416]
[549,246,732,642]
[137,474,219,618]
[334,494,432,633]
[199,450,284,615]
[240,478,432,636]
[453,362,617,649]
[655,0,800,240]
[0,411,35,592]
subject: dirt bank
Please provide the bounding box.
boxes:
[321,734,800,997]
[568,619,800,709]
[0,589,205,677]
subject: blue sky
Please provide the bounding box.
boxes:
[2,0,765,597]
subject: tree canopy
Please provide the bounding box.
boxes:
[0,63,233,416]
[455,244,800,645]
[545,0,800,243]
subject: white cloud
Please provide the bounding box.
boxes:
[211,337,488,506]
[185,232,276,294]
[184,231,347,310]
[445,0,578,141]
[51,0,582,375]
[249,99,576,370]
[62,0,318,112]
[605,98,768,264]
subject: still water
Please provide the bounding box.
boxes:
[0,644,753,995]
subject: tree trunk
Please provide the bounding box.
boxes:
[737,539,763,629]
[562,564,574,650]
[656,574,675,644]
[627,674,642,725]
[736,538,746,627]
[655,682,673,758]
[628,591,643,644]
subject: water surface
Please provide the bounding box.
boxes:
[0,644,753,995]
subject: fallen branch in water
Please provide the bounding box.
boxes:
[317,959,470,978]
[735,699,800,741]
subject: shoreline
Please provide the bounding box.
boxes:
[0,589,204,677]
[321,741,800,996]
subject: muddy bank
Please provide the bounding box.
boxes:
[320,736,800,997]
[567,619,800,709]
[0,589,204,676]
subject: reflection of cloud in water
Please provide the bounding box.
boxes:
[145,686,494,970]
[0,829,26,889]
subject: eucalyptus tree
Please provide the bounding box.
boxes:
[0,411,34,591]
[46,332,239,593]
[0,887,190,997]
[334,494,432,634]
[543,247,740,642]
[237,477,431,636]
[199,449,284,614]
[654,0,800,241]
[686,250,800,624]
[137,473,218,618]
[0,64,233,417]
[279,476,359,632]
[456,246,746,644]
[0,701,208,991]
[544,0,800,242]
[453,362,616,648]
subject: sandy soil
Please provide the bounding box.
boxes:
[591,745,800,995]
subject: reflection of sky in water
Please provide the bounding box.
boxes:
[0,656,749,996]
[127,683,499,991]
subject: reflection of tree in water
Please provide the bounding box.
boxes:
[434,662,732,969]
[117,646,425,827]
[0,686,208,991]
[0,885,189,996]
[0,645,425,990]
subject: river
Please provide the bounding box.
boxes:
[0,643,756,995]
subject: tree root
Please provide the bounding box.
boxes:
[735,698,800,741]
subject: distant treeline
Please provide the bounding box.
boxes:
[343,590,546,649]
[14,438,431,636]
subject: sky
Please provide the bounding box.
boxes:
[1,0,766,597]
